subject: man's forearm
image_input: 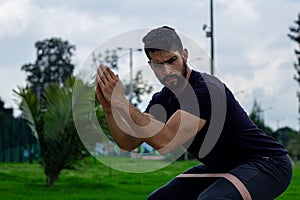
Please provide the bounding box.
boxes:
[112,100,165,144]
[114,100,205,154]
[113,100,178,150]
[105,111,142,151]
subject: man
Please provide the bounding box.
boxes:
[96,26,292,200]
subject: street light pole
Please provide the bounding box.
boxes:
[129,48,133,93]
[210,0,214,76]
[117,47,143,102]
[117,47,142,83]
[203,0,215,75]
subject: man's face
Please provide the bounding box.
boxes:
[149,49,188,90]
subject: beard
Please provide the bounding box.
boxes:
[161,62,188,90]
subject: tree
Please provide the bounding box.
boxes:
[0,98,13,120]
[124,70,153,107]
[21,37,75,98]
[288,13,300,122]
[249,99,274,137]
[275,127,300,161]
[14,77,88,186]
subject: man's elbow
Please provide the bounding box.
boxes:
[117,144,133,152]
[117,141,140,152]
[157,145,174,155]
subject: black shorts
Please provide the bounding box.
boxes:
[147,154,292,200]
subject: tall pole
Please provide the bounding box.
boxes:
[210,0,214,75]
[117,47,142,103]
[129,48,133,87]
[129,48,133,102]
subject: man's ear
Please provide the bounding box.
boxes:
[182,48,188,62]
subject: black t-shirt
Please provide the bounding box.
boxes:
[145,70,287,170]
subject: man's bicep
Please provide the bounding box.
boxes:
[167,109,206,135]
[156,110,206,154]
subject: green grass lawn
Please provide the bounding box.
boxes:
[0,158,299,199]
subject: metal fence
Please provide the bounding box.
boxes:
[0,117,40,163]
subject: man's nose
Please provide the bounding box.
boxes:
[162,65,173,75]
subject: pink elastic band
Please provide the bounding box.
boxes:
[177,173,252,200]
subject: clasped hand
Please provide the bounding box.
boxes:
[96,64,126,111]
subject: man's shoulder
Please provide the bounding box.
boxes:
[144,87,173,113]
[189,70,209,90]
[190,70,207,84]
[190,70,218,83]
[190,70,228,93]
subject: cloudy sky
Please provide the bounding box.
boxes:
[0,0,299,130]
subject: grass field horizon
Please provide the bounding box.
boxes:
[0,157,299,199]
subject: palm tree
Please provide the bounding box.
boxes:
[14,77,88,186]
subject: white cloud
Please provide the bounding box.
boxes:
[0,0,34,38]
[222,44,298,129]
[38,7,118,38]
[217,0,259,20]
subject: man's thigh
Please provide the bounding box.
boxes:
[229,155,292,200]
[147,164,218,200]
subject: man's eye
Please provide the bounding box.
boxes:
[167,56,177,64]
